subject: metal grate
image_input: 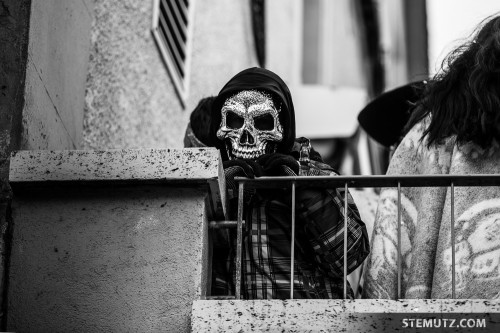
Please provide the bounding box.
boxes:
[219,174,500,300]
[152,0,195,106]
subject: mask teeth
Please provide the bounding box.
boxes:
[229,140,274,160]
[260,142,267,154]
[232,146,259,159]
[224,142,233,160]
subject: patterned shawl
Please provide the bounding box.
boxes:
[363,119,500,299]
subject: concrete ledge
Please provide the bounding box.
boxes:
[8,148,226,332]
[10,148,220,182]
[9,148,226,217]
[192,299,500,332]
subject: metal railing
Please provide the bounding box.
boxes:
[211,174,500,300]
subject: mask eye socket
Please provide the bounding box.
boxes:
[254,114,274,131]
[226,111,244,129]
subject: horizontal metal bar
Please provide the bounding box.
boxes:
[205,296,236,300]
[235,174,500,189]
[209,221,244,229]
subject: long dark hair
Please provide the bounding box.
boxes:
[406,14,500,148]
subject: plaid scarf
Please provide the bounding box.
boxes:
[212,141,370,299]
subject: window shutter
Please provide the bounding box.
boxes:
[152,0,195,107]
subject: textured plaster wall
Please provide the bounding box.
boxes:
[21,0,93,150]
[8,186,208,332]
[7,148,221,332]
[83,0,258,150]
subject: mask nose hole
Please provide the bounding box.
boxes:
[240,129,255,145]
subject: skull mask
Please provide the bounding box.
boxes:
[217,90,283,160]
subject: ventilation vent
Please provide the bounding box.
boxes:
[152,0,195,106]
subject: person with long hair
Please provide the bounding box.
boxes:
[363,14,500,299]
[407,15,500,149]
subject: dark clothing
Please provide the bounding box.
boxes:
[210,67,369,299]
[213,140,370,299]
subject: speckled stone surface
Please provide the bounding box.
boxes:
[192,299,500,332]
[83,0,257,150]
[10,148,219,181]
[7,148,227,332]
[9,148,226,217]
[9,186,209,333]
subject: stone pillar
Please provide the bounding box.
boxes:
[7,148,225,332]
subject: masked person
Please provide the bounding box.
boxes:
[208,67,369,299]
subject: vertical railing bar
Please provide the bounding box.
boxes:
[343,182,348,300]
[290,182,296,299]
[397,182,402,299]
[225,175,498,301]
[235,182,244,300]
[451,182,456,299]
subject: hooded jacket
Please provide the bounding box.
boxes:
[210,67,296,158]
[209,68,369,299]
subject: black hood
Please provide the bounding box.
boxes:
[210,67,296,159]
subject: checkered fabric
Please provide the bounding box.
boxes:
[212,157,370,299]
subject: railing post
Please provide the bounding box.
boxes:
[225,174,500,302]
[290,182,296,299]
[235,182,244,300]
[397,182,402,299]
[451,182,456,299]
[343,182,348,300]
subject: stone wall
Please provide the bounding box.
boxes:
[8,148,224,332]
[83,0,258,150]
[20,0,93,150]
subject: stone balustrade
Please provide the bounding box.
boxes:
[7,148,225,332]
